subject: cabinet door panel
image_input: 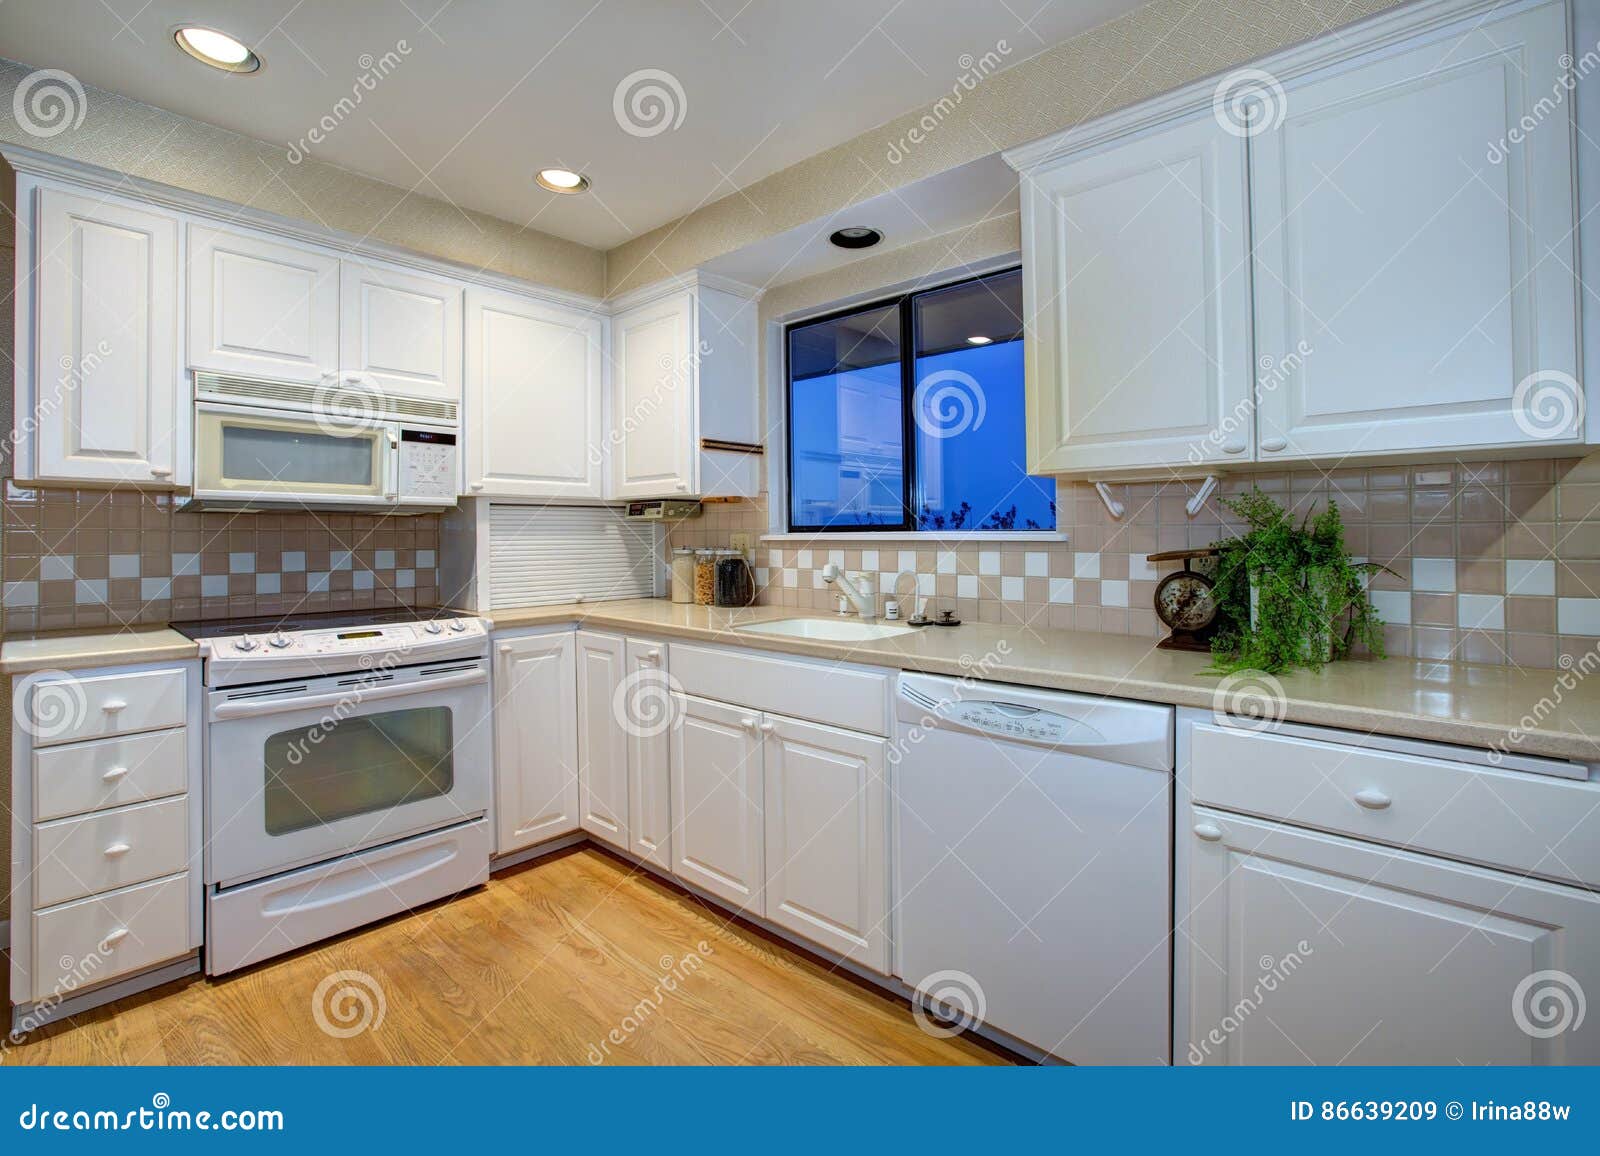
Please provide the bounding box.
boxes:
[609,293,696,498]
[576,632,629,848]
[494,631,579,853]
[341,260,462,406]
[1251,1,1578,457]
[762,714,887,970]
[464,290,605,498]
[1019,116,1252,473]
[187,224,340,383]
[670,694,762,910]
[34,188,179,483]
[1182,807,1600,1065]
[624,638,673,869]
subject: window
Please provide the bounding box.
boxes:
[785,268,1055,533]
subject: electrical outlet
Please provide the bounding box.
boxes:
[730,532,751,559]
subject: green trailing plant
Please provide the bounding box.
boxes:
[1205,487,1393,675]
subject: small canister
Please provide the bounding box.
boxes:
[693,549,717,606]
[715,549,756,607]
[669,547,696,604]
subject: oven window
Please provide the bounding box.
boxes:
[262,706,456,836]
[221,424,376,487]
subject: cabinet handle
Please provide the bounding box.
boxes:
[103,841,132,858]
[675,482,688,492]
[100,699,127,714]
[759,721,775,734]
[101,765,129,783]
[1260,437,1287,453]
[1353,788,1392,810]
[739,717,757,731]
[498,643,513,654]
[101,927,129,949]
[1222,441,1246,455]
[1193,822,1224,842]
[644,650,661,662]
[149,466,173,478]
[469,482,485,491]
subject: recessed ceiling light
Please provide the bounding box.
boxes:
[174,27,261,73]
[966,335,993,345]
[536,168,591,194]
[829,227,882,250]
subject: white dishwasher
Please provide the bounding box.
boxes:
[895,672,1173,1064]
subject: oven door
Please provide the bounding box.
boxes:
[194,403,398,505]
[205,658,492,886]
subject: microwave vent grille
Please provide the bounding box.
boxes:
[196,372,458,423]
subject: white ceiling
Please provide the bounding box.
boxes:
[0,0,1146,249]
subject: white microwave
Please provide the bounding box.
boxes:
[189,401,458,513]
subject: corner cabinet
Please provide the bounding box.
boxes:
[493,628,581,854]
[464,288,606,499]
[1006,0,1588,475]
[608,274,762,500]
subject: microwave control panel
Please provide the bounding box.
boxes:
[398,428,457,500]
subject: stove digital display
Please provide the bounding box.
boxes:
[336,630,384,640]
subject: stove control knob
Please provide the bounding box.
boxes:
[235,636,259,652]
[423,622,443,635]
[267,633,292,650]
[448,619,467,633]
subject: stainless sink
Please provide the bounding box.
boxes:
[735,617,915,642]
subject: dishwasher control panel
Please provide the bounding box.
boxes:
[944,700,1102,746]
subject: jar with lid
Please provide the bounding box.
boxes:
[669,547,696,604]
[714,549,756,607]
[693,549,717,606]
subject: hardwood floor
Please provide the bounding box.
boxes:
[3,846,1008,1066]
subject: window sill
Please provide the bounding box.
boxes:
[761,530,1068,545]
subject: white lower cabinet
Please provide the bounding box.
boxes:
[624,638,673,869]
[576,632,630,849]
[762,714,887,971]
[493,629,580,853]
[670,694,765,911]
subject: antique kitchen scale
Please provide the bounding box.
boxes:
[1147,548,1223,651]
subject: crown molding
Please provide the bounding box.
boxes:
[606,268,764,314]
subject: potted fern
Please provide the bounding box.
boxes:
[1205,488,1392,675]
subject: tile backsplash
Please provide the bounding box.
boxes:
[1,485,441,632]
[667,456,1600,670]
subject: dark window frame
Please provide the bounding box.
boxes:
[783,266,1027,535]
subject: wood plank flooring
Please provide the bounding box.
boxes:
[2,846,1008,1066]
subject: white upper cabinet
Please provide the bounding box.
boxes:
[1015,115,1253,473]
[1250,0,1578,459]
[29,185,181,485]
[607,275,761,500]
[340,258,463,410]
[464,288,606,499]
[187,224,341,384]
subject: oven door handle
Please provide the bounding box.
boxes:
[211,669,487,720]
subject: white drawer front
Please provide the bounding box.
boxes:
[1190,723,1600,887]
[32,873,192,1000]
[25,668,187,747]
[32,796,191,908]
[668,642,890,736]
[33,727,189,821]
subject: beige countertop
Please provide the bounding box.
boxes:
[0,627,199,675]
[489,599,1600,764]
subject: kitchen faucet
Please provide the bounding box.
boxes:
[820,563,877,621]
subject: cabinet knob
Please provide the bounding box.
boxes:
[469,482,485,491]
[759,721,775,734]
[101,927,129,949]
[498,643,513,654]
[101,765,129,783]
[739,717,757,731]
[1193,822,1224,842]
[643,650,660,662]
[1221,441,1246,455]
[1260,437,1287,453]
[103,841,132,858]
[1353,788,1392,810]
[101,698,127,714]
[149,466,173,478]
[675,482,688,492]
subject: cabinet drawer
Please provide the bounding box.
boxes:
[32,873,192,999]
[668,642,890,736]
[33,727,189,821]
[1189,723,1600,888]
[24,667,187,747]
[32,795,191,908]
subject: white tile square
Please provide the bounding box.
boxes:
[1457,593,1504,630]
[917,573,935,596]
[797,549,813,569]
[75,579,107,605]
[1049,578,1074,604]
[109,555,140,579]
[172,553,200,577]
[937,550,958,574]
[957,574,979,599]
[979,550,1001,576]
[1024,551,1048,577]
[1558,598,1600,635]
[768,549,783,568]
[1505,559,1555,597]
[256,573,281,595]
[898,550,917,573]
[352,571,374,591]
[860,549,879,571]
[1368,589,1411,625]
[330,550,353,572]
[202,574,229,597]
[1001,575,1025,602]
[782,568,797,588]
[1129,553,1157,581]
[1073,552,1101,580]
[827,549,845,568]
[1411,557,1456,593]
[396,569,415,588]
[3,581,38,608]
[1102,579,1129,608]
[40,555,73,581]
[813,569,829,588]
[140,577,170,601]
[375,549,395,570]
[280,552,305,573]
[416,550,436,569]
[229,552,255,574]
